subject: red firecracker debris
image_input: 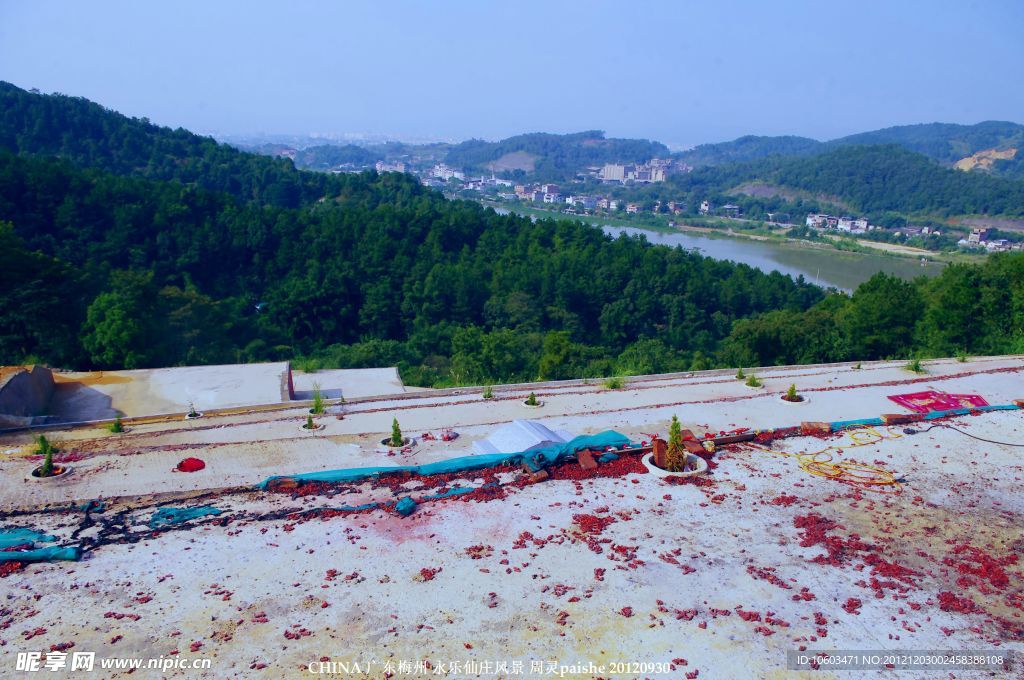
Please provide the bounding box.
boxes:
[842,598,862,614]
[418,567,441,581]
[937,591,981,614]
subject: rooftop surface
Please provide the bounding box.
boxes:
[0,356,1022,677]
[45,362,293,421]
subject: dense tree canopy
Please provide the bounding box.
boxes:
[2,84,1022,386]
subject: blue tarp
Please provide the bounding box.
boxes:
[256,430,632,489]
[0,528,81,563]
[394,497,417,516]
[0,546,81,563]
[0,528,56,550]
[149,506,223,529]
[922,404,1020,420]
[830,403,1021,431]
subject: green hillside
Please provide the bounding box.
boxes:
[675,121,1024,179]
[2,84,1023,382]
[675,135,824,166]
[444,130,669,181]
[830,120,1024,164]
[0,81,336,208]
[653,144,1024,220]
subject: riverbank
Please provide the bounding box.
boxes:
[480,201,962,290]
[487,200,985,263]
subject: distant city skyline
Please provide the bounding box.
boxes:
[1,0,1022,149]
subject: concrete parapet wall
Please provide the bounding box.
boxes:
[0,366,54,419]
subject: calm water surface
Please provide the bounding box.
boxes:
[604,226,945,292]
[489,207,944,291]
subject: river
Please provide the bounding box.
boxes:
[604,226,945,292]
[490,206,945,292]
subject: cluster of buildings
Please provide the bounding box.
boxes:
[374,160,407,174]
[807,216,1024,252]
[807,212,946,240]
[700,200,742,218]
[593,158,688,184]
[805,214,877,234]
[960,227,1024,252]
[805,213,945,239]
[504,183,689,216]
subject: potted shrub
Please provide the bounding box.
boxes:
[906,358,925,373]
[523,392,543,408]
[108,417,125,433]
[735,367,746,380]
[744,374,763,388]
[643,416,708,479]
[664,416,687,472]
[185,401,203,419]
[482,385,494,400]
[781,383,806,404]
[30,435,69,479]
[382,418,409,447]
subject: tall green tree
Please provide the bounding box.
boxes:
[81,270,160,369]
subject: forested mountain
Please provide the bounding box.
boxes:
[675,135,824,167]
[444,131,670,181]
[293,144,382,170]
[0,81,340,208]
[829,121,1024,165]
[769,145,1024,216]
[612,144,1024,224]
[1,84,1023,384]
[676,121,1024,178]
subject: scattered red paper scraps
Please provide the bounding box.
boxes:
[842,598,862,614]
[793,513,875,566]
[0,561,24,577]
[418,567,441,581]
[942,544,1017,589]
[175,457,205,473]
[937,591,982,613]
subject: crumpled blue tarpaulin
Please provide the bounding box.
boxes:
[0,528,56,549]
[256,430,632,489]
[0,527,81,563]
[149,505,223,529]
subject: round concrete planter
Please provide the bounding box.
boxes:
[642,452,708,479]
[184,412,204,420]
[302,422,326,432]
[743,382,765,390]
[380,437,411,449]
[27,465,73,482]
[522,400,544,409]
[780,394,809,406]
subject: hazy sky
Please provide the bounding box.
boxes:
[2,0,1022,148]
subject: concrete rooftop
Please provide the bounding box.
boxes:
[0,356,1022,677]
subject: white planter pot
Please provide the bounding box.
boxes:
[642,453,708,479]
[27,465,73,482]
